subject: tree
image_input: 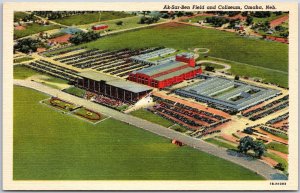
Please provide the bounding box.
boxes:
[238,136,266,158]
[238,136,254,153]
[241,12,248,17]
[243,127,254,135]
[204,65,215,72]
[274,163,285,171]
[252,141,266,158]
[69,31,100,45]
[139,16,160,24]
[234,75,240,80]
[115,21,123,25]
[246,16,253,25]
[280,32,289,38]
[14,38,42,53]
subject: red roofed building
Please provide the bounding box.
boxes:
[92,24,108,30]
[128,54,202,89]
[48,34,72,44]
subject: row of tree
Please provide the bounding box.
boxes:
[69,31,101,45]
[139,16,160,24]
[32,11,101,20]
[205,16,230,27]
[14,38,43,54]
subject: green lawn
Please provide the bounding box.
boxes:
[130,108,174,128]
[14,23,60,39]
[53,12,134,26]
[14,65,40,79]
[264,152,288,171]
[266,142,288,154]
[205,138,237,150]
[83,23,288,73]
[14,86,264,180]
[205,56,288,88]
[63,86,86,98]
[14,65,69,85]
[14,57,34,63]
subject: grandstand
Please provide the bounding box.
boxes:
[77,71,152,102]
[175,76,281,112]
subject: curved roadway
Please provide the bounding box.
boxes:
[14,80,287,180]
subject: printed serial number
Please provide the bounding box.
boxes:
[270,182,286,185]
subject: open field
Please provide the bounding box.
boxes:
[53,12,133,26]
[130,108,174,128]
[83,23,288,73]
[14,12,30,21]
[13,86,264,180]
[205,56,288,87]
[14,23,60,39]
[14,65,39,79]
[14,65,69,89]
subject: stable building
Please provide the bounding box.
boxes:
[77,71,152,102]
[92,24,108,30]
[128,53,202,89]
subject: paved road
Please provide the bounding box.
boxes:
[14,80,287,180]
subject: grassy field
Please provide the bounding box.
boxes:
[14,57,34,63]
[205,138,237,150]
[205,56,288,87]
[14,23,60,39]
[53,12,133,26]
[83,23,288,73]
[14,65,40,79]
[252,13,288,23]
[14,65,69,85]
[182,16,209,23]
[13,86,264,180]
[79,16,166,34]
[63,86,86,98]
[130,108,174,128]
[14,12,29,22]
[266,142,288,154]
[264,152,288,171]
